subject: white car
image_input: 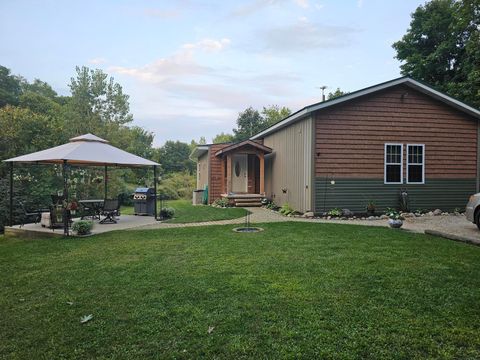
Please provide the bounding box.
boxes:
[466,193,480,229]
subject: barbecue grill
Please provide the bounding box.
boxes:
[133,187,156,216]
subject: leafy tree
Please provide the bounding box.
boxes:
[261,105,291,127]
[212,132,234,144]
[393,0,480,107]
[0,65,22,107]
[233,107,266,141]
[327,88,348,100]
[156,140,195,175]
[21,79,58,99]
[66,66,133,138]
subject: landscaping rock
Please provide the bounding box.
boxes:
[380,214,389,220]
[367,216,376,220]
[427,211,434,216]
[401,212,415,218]
[303,211,314,218]
[433,209,443,216]
[342,209,354,217]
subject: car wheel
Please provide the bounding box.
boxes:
[475,210,480,230]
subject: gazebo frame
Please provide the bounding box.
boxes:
[4,134,160,236]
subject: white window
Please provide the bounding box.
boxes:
[407,144,425,184]
[384,144,403,184]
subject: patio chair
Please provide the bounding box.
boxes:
[19,201,49,228]
[99,199,120,224]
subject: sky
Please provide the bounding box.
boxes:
[0,0,425,146]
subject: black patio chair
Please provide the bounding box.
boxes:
[19,201,49,228]
[99,199,120,224]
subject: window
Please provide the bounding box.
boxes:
[384,144,403,184]
[407,144,424,184]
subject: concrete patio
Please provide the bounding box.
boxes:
[4,215,159,238]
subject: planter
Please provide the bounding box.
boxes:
[388,219,403,228]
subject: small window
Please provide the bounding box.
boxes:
[384,144,403,184]
[407,144,425,184]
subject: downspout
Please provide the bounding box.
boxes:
[477,120,480,193]
[153,165,158,220]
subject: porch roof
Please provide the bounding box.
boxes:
[214,140,272,157]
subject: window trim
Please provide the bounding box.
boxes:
[406,144,425,184]
[384,143,403,184]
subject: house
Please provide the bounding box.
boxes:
[191,77,480,213]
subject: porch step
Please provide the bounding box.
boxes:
[233,196,263,207]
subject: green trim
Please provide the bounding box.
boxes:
[315,178,476,213]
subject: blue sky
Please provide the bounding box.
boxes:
[0,0,425,146]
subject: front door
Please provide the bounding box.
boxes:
[232,154,248,192]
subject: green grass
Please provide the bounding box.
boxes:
[121,199,247,223]
[2,222,480,358]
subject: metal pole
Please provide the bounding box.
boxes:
[153,165,158,220]
[9,162,13,226]
[63,160,69,236]
[104,165,108,199]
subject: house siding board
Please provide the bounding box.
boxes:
[263,117,313,212]
[315,84,477,179]
[208,144,229,203]
[314,178,475,213]
[314,84,478,211]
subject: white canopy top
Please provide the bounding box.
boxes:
[3,133,159,167]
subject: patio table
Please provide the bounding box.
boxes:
[79,199,104,220]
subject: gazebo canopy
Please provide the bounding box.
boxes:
[3,133,159,167]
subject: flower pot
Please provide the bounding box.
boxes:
[388,219,403,228]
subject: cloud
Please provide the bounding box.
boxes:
[294,0,309,8]
[182,38,231,52]
[260,19,357,52]
[88,57,107,65]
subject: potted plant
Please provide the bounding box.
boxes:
[67,199,78,215]
[72,220,93,236]
[366,200,376,216]
[385,207,403,228]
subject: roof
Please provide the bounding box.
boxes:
[214,140,272,157]
[251,76,480,140]
[3,133,160,167]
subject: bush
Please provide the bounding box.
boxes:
[160,207,175,219]
[213,198,230,208]
[385,207,402,220]
[72,220,93,235]
[327,208,342,217]
[157,185,180,200]
[161,172,195,200]
[279,203,294,216]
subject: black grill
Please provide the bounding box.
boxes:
[133,187,156,216]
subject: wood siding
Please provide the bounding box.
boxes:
[315,84,478,179]
[196,152,209,190]
[208,144,229,203]
[263,117,313,212]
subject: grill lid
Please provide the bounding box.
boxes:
[135,187,151,193]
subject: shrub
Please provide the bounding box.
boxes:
[213,198,230,208]
[385,207,402,220]
[279,203,294,216]
[327,208,342,217]
[157,185,180,200]
[160,207,175,219]
[72,220,93,236]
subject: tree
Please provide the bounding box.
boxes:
[212,132,234,144]
[66,66,133,138]
[393,0,480,107]
[233,107,266,141]
[261,105,291,127]
[21,79,58,99]
[0,65,22,107]
[156,140,195,175]
[327,88,348,100]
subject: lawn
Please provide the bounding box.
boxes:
[1,222,480,358]
[121,199,247,223]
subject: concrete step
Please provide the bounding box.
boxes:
[234,202,262,207]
